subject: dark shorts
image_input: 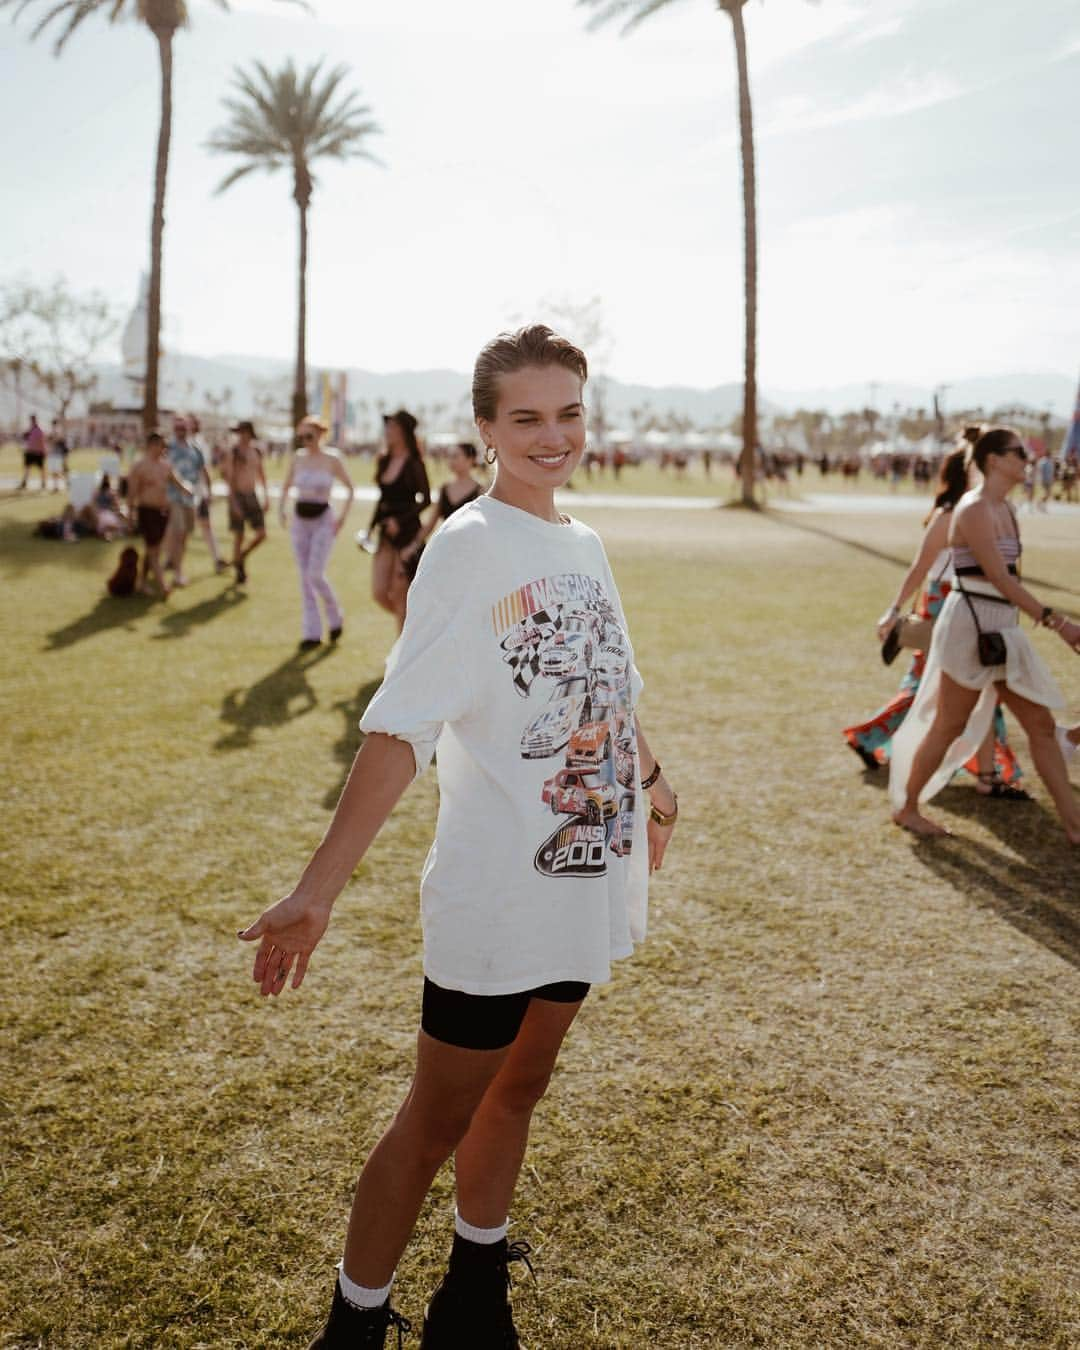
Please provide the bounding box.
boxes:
[24,451,44,468]
[421,977,589,1051]
[229,490,265,533]
[137,506,169,547]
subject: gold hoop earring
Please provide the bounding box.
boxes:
[484,445,497,466]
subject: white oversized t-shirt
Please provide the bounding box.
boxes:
[359,494,649,995]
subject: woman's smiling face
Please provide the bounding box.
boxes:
[478,364,586,493]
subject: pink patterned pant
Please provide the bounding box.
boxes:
[290,512,343,641]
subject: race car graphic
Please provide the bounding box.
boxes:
[613,734,636,788]
[541,767,617,825]
[538,630,593,679]
[608,792,636,858]
[519,674,592,759]
[566,718,611,770]
[594,642,630,694]
[489,569,638,876]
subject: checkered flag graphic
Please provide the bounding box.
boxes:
[501,607,562,698]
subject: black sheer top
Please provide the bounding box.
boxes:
[370,455,431,548]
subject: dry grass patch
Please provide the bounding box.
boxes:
[1,494,1078,1348]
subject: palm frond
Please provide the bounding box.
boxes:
[213,160,279,195]
[577,0,684,35]
[208,56,384,194]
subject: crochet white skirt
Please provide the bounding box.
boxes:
[889,582,1064,809]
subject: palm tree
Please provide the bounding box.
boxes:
[2,1,305,433]
[580,0,776,507]
[208,59,381,429]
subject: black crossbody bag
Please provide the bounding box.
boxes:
[955,509,1019,667]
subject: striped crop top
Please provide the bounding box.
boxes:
[952,533,1021,574]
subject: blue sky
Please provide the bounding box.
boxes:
[2,0,1077,397]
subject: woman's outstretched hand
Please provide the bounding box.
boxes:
[238,892,331,997]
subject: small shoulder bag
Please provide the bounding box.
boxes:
[956,509,1019,667]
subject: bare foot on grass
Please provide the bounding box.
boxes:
[892,807,951,837]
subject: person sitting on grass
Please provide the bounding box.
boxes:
[222,420,269,585]
[239,325,679,1349]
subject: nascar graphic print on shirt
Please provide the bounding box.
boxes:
[491,571,637,879]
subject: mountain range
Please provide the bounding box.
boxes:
[6,351,1077,430]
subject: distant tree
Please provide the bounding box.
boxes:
[208,59,382,429]
[580,0,820,507]
[0,277,118,421]
[1,0,307,434]
[529,295,615,449]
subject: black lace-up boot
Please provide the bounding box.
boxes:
[420,1236,535,1349]
[307,1279,412,1349]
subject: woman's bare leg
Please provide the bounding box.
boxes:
[973,719,997,784]
[454,997,584,1228]
[894,671,981,835]
[371,542,398,616]
[387,557,410,632]
[996,686,1080,842]
[341,1032,508,1289]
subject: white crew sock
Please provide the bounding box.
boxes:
[337,1261,393,1310]
[455,1208,508,1245]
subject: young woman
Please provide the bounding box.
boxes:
[239,326,678,1348]
[844,442,1027,796]
[889,427,1080,840]
[398,441,483,575]
[279,417,355,651]
[368,409,432,630]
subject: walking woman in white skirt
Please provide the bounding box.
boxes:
[890,427,1080,841]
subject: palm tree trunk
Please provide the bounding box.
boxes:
[293,198,309,429]
[144,26,174,434]
[725,1,758,507]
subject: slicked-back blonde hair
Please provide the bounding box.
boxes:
[472,324,588,423]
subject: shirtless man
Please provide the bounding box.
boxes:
[223,420,269,585]
[127,433,187,597]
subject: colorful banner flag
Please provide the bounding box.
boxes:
[1062,372,1080,459]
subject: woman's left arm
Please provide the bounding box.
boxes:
[415,458,432,510]
[332,455,355,533]
[636,717,677,873]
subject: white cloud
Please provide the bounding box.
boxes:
[1054,34,1080,61]
[761,72,968,138]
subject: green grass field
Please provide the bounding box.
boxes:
[1,489,1078,1348]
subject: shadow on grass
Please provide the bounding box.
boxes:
[44,592,158,649]
[911,788,1079,968]
[762,509,1080,608]
[0,516,118,578]
[151,585,247,640]
[321,677,383,808]
[215,645,336,751]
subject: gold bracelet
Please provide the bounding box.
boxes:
[649,793,678,828]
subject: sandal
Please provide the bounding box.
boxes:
[976,772,1033,801]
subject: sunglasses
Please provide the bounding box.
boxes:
[1005,444,1028,462]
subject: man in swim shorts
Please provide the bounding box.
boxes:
[223,420,269,585]
[128,432,186,598]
